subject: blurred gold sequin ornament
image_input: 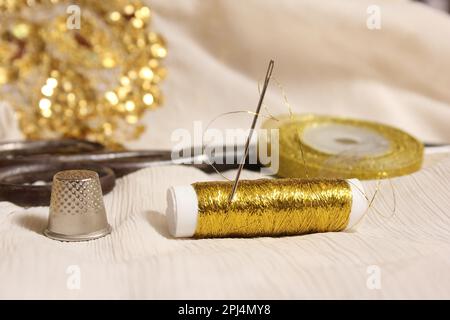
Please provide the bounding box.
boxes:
[0,0,167,148]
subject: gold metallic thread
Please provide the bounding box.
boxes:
[192,178,352,238]
[262,114,424,180]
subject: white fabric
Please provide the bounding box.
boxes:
[0,157,449,299]
[0,0,450,299]
[132,0,450,150]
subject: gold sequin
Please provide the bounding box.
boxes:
[0,0,167,149]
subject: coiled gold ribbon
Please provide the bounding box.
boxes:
[262,114,424,180]
[193,178,352,238]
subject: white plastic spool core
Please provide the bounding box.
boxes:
[166,180,368,238]
[346,179,368,229]
[301,123,390,157]
[166,185,199,237]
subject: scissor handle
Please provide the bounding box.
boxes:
[0,162,115,207]
[0,139,105,159]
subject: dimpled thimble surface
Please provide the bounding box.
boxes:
[44,170,111,241]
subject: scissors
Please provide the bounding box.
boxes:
[0,139,256,206]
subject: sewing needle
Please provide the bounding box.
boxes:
[228,59,274,203]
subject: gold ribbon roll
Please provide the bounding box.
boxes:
[261,114,424,180]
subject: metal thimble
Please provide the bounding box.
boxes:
[44,170,112,241]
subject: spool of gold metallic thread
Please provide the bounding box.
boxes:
[261,114,424,180]
[166,178,368,238]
